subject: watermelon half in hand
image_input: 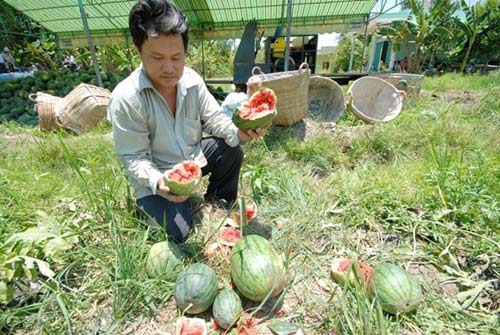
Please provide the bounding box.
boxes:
[164,161,201,195]
[232,87,277,130]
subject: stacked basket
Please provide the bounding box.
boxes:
[33,83,111,134]
[30,92,63,131]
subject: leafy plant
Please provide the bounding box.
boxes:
[0,211,78,304]
[378,0,453,73]
[330,35,364,73]
[186,39,235,78]
[455,0,498,72]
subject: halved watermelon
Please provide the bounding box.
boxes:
[175,317,207,335]
[331,258,372,286]
[219,227,242,247]
[233,88,277,130]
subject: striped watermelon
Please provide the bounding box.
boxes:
[174,263,218,314]
[212,288,243,329]
[369,263,422,314]
[230,235,285,302]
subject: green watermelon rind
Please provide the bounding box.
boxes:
[232,108,276,131]
[146,241,183,279]
[212,288,243,329]
[230,235,286,302]
[174,263,218,314]
[369,262,422,314]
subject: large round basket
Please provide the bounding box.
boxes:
[249,63,310,126]
[308,76,345,122]
[30,92,63,131]
[346,76,404,123]
[56,83,111,134]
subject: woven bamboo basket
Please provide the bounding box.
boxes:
[346,76,404,123]
[249,63,310,126]
[308,76,345,122]
[29,92,63,131]
[370,73,424,97]
[56,83,111,134]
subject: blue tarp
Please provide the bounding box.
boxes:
[0,72,34,81]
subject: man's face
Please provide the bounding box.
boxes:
[139,33,185,92]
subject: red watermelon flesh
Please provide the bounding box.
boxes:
[249,88,276,111]
[168,162,199,184]
[177,317,207,335]
[239,88,276,120]
[219,227,242,247]
[238,104,255,120]
[245,203,257,220]
[331,258,372,285]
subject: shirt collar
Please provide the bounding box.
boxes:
[138,65,198,96]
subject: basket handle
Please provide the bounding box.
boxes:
[252,66,264,75]
[298,62,309,72]
[28,93,38,102]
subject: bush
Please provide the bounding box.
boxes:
[330,36,364,73]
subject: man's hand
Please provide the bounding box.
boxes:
[237,122,271,142]
[157,177,189,203]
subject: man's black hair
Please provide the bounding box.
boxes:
[129,0,188,51]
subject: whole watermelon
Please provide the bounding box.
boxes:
[230,235,285,302]
[212,288,243,329]
[174,263,218,314]
[146,241,183,279]
[369,262,422,314]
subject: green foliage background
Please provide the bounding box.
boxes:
[330,35,364,73]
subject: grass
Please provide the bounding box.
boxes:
[0,72,499,334]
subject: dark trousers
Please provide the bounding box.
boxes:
[137,137,243,242]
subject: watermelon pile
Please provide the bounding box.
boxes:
[165,190,422,333]
[0,68,128,126]
[168,197,288,332]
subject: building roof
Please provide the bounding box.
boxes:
[3,0,376,44]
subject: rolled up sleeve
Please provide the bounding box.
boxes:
[108,94,163,195]
[196,82,240,147]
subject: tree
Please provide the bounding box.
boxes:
[457,0,499,70]
[330,35,364,73]
[378,0,452,73]
[0,0,61,70]
[455,0,488,72]
[186,40,235,78]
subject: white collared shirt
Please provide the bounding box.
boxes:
[108,65,239,199]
